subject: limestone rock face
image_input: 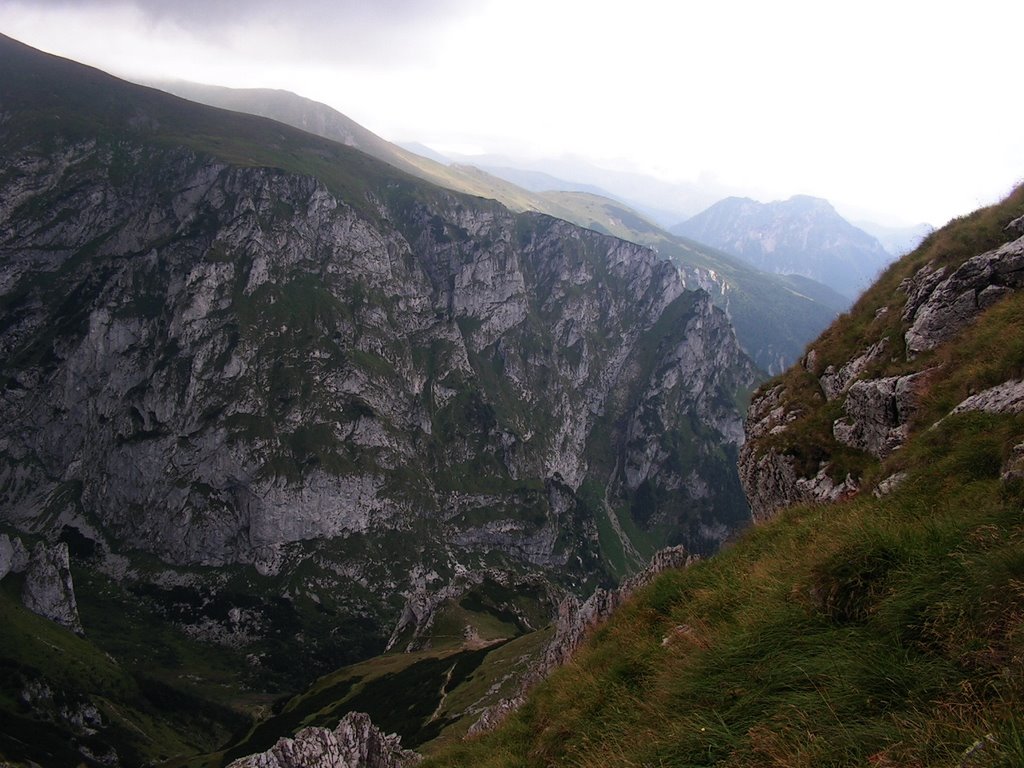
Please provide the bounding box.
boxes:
[903,234,1024,355]
[739,450,857,524]
[0,129,761,683]
[832,373,926,458]
[226,712,421,768]
[951,380,1024,415]
[0,137,756,591]
[21,542,84,634]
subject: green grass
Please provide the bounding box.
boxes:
[211,631,554,766]
[422,411,1024,767]
[751,182,1024,486]
[0,576,249,767]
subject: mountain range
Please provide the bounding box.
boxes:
[672,195,897,300]
[0,34,760,766]
[3,30,1018,768]
[149,79,845,375]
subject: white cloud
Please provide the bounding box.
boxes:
[1,0,1021,225]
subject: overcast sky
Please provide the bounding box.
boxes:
[1,0,1022,226]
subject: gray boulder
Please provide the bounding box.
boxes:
[903,235,1024,355]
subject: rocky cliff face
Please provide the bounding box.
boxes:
[739,199,1024,522]
[0,136,755,578]
[0,87,764,711]
[21,541,84,634]
[0,533,82,632]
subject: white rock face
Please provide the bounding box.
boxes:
[21,542,84,634]
[903,234,1024,355]
[226,712,420,768]
[0,139,757,582]
[951,380,1024,415]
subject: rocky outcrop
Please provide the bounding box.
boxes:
[740,450,858,523]
[538,546,696,672]
[468,546,695,735]
[1002,443,1024,482]
[903,234,1024,355]
[738,381,858,522]
[226,712,420,768]
[818,339,888,401]
[21,541,84,634]
[832,372,926,458]
[951,380,1024,415]
[741,358,923,520]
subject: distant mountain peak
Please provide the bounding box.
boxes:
[785,194,836,212]
[671,195,894,301]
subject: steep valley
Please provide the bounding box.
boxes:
[417,185,1024,767]
[0,34,760,767]
[3,29,1015,768]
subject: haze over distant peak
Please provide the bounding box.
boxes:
[672,195,895,301]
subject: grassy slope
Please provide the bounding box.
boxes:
[0,574,251,767]
[422,190,1024,767]
[0,33,489,227]
[188,619,554,767]
[757,184,1024,484]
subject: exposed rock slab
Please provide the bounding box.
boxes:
[951,379,1024,415]
[903,235,1024,355]
[226,712,420,768]
[832,372,926,458]
[818,339,888,401]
